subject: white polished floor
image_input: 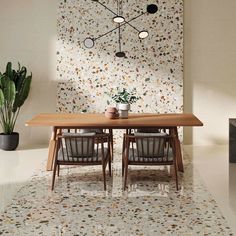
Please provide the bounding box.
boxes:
[0,145,48,213]
[0,145,236,234]
[185,145,236,235]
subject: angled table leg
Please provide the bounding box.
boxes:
[46,127,59,171]
[170,127,184,172]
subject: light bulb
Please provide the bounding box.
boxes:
[113,16,125,23]
[139,31,149,39]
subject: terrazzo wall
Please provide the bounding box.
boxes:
[56,0,183,114]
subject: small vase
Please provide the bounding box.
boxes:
[117,103,130,119]
[105,107,119,119]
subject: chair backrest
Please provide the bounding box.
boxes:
[136,128,161,133]
[63,132,96,157]
[62,128,104,134]
[134,133,167,157]
[79,129,104,134]
[125,133,174,163]
[57,133,109,163]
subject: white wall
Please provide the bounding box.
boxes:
[0,0,57,147]
[184,0,236,145]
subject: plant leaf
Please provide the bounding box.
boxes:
[13,74,32,111]
[0,89,4,108]
[5,62,13,79]
[3,78,16,103]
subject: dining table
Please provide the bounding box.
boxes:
[25,113,203,172]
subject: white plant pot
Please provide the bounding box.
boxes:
[117,103,130,119]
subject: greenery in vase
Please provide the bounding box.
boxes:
[109,88,141,104]
[0,62,32,134]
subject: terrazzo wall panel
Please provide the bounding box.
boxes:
[56,0,183,114]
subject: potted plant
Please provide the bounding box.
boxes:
[109,88,140,118]
[0,62,32,150]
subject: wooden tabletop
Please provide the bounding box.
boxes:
[26,113,203,129]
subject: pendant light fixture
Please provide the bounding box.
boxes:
[83,1,158,58]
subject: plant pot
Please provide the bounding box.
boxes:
[117,103,130,119]
[0,132,19,151]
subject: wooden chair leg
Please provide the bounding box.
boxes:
[51,162,57,190]
[174,159,179,191]
[124,160,128,190]
[102,164,107,191]
[171,137,179,190]
[122,134,126,177]
[122,160,124,177]
[57,165,60,177]
[108,159,112,177]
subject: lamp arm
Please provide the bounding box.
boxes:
[93,0,118,16]
[124,12,148,33]
[94,25,120,41]
[125,21,140,33]
[94,11,146,41]
[118,24,121,52]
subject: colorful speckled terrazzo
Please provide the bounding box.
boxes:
[56,0,183,115]
[0,145,233,235]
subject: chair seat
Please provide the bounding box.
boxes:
[128,148,173,163]
[58,147,109,162]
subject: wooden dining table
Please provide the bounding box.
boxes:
[26,113,203,172]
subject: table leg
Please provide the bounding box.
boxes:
[171,127,184,172]
[46,127,58,171]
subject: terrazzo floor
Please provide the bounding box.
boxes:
[0,145,234,235]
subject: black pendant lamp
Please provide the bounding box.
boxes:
[84,1,158,58]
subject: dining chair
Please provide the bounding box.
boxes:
[51,132,112,190]
[122,133,178,190]
[122,128,169,170]
[62,128,114,160]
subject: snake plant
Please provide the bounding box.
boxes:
[0,62,32,134]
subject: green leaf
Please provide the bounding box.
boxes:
[20,66,27,78]
[15,69,27,92]
[18,62,21,71]
[3,78,16,103]
[12,70,18,83]
[13,75,31,111]
[0,89,4,108]
[5,62,13,79]
[0,73,2,88]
